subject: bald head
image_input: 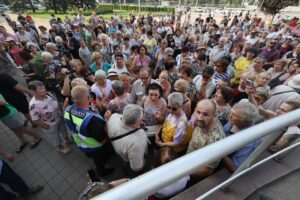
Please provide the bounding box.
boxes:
[194,99,216,129]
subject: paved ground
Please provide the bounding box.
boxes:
[0,119,128,200]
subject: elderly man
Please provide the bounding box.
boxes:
[209,37,229,65]
[131,67,156,105]
[223,100,261,173]
[64,86,114,179]
[107,104,148,178]
[187,99,225,180]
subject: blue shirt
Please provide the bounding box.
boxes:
[0,159,3,175]
[224,122,261,168]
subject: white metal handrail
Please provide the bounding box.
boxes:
[93,109,300,200]
[196,141,300,200]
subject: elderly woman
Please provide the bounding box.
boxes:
[213,58,231,84]
[178,64,196,102]
[174,79,192,119]
[98,33,113,64]
[45,42,68,66]
[254,72,271,92]
[141,83,167,127]
[213,86,234,126]
[247,57,266,81]
[267,59,287,80]
[28,81,70,154]
[223,100,261,172]
[89,52,112,75]
[69,59,94,85]
[91,70,113,111]
[156,92,188,154]
[119,72,132,93]
[107,80,133,114]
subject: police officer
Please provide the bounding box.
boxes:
[64,85,114,179]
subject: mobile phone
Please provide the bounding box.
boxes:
[246,79,254,88]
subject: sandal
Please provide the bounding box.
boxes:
[30,138,42,149]
[16,142,28,153]
[26,185,44,196]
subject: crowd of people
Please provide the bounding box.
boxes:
[1,8,300,199]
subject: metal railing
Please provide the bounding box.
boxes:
[93,109,300,200]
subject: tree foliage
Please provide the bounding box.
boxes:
[258,0,297,16]
[44,0,68,13]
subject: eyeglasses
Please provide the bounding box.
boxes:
[167,106,179,112]
[140,76,149,80]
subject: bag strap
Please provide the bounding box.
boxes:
[271,90,296,97]
[109,127,142,142]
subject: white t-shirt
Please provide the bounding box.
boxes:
[193,75,216,98]
[154,176,190,199]
[91,79,112,99]
[112,64,129,75]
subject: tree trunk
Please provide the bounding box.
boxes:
[28,0,36,13]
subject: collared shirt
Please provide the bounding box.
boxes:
[187,120,225,168]
[224,122,261,168]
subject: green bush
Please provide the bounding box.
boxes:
[95,6,114,15]
[95,4,175,14]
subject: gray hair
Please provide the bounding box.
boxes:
[94,70,107,81]
[28,80,45,91]
[112,80,124,96]
[168,92,183,106]
[41,51,53,60]
[233,100,261,124]
[255,57,266,63]
[122,104,143,125]
[55,36,63,43]
[45,42,56,50]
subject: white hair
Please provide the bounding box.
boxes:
[41,51,53,60]
[233,100,261,124]
[168,92,183,106]
[122,104,143,125]
[94,70,107,81]
[55,36,63,43]
[45,42,56,49]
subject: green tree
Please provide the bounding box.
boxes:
[44,0,67,13]
[259,0,297,17]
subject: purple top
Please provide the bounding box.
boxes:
[259,48,280,62]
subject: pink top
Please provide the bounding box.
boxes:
[9,47,26,66]
[134,55,151,68]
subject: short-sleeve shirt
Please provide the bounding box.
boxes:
[29,95,61,125]
[187,120,225,168]
[89,62,111,75]
[107,114,148,171]
[91,79,112,99]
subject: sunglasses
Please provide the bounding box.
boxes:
[167,106,179,112]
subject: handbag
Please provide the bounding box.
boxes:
[0,105,10,118]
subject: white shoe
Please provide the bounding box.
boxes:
[57,146,71,154]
